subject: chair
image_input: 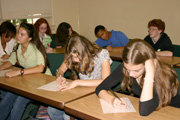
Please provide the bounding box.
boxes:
[174,68,180,94]
[50,34,56,49]
[110,61,121,91]
[47,53,69,77]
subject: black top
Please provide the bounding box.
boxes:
[144,33,174,53]
[55,31,78,47]
[95,64,180,116]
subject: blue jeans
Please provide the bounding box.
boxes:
[0,92,30,120]
[47,106,66,120]
[0,90,6,98]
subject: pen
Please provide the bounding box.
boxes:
[56,69,63,80]
[110,89,122,102]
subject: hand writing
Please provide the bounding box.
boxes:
[113,98,127,109]
[57,81,77,91]
[56,76,66,85]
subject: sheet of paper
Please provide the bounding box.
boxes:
[0,69,13,77]
[37,81,69,91]
[100,97,136,113]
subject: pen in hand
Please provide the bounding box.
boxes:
[56,69,63,80]
[110,89,126,106]
[110,89,121,101]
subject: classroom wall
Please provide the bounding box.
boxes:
[52,0,180,45]
[51,0,79,33]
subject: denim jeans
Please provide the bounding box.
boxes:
[0,90,6,99]
[47,106,67,120]
[0,92,30,120]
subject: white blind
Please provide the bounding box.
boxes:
[1,0,52,19]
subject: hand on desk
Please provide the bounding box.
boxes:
[113,98,127,109]
[57,80,78,91]
[5,70,19,78]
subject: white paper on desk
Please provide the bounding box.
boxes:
[100,97,136,114]
[0,69,12,77]
[37,81,69,91]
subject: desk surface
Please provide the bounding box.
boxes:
[0,73,96,109]
[50,48,180,66]
[158,56,180,67]
[51,47,65,54]
[109,51,123,61]
[109,51,180,66]
[64,93,180,120]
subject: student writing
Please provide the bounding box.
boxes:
[96,39,180,116]
[47,35,112,120]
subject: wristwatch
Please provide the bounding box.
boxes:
[20,69,24,76]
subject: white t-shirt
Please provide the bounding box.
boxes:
[0,37,16,57]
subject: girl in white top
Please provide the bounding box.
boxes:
[0,21,16,59]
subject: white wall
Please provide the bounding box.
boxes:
[52,0,79,33]
[52,0,180,44]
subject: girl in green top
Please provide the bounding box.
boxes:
[0,22,51,120]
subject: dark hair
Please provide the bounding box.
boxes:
[94,25,105,35]
[55,22,78,47]
[34,18,52,37]
[15,22,49,73]
[65,35,101,76]
[148,19,165,33]
[0,21,16,38]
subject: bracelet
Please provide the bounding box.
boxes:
[20,69,24,76]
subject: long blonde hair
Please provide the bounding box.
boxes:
[121,39,179,109]
[65,35,101,76]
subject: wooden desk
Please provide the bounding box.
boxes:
[64,93,180,120]
[158,56,180,67]
[51,47,65,54]
[0,73,96,109]
[109,51,122,61]
[109,52,180,67]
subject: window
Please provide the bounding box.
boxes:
[0,0,53,29]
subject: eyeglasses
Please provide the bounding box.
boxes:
[40,27,47,30]
[148,28,158,31]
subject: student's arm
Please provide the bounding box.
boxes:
[156,51,173,57]
[56,61,68,85]
[57,59,111,91]
[57,61,68,77]
[106,46,124,52]
[5,64,45,77]
[96,64,125,106]
[0,61,13,70]
[139,59,159,116]
[140,59,155,101]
